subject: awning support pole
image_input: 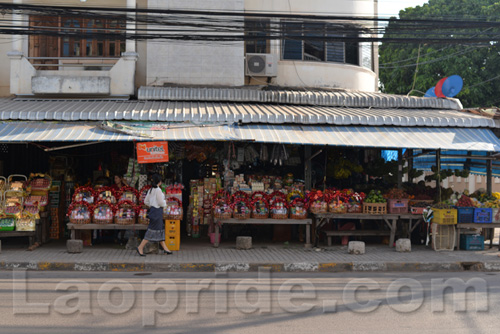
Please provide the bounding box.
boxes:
[436,149,441,202]
[397,148,403,189]
[305,146,312,191]
[407,149,414,183]
[487,152,493,196]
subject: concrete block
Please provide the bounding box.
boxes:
[348,241,365,255]
[396,238,412,252]
[144,242,159,254]
[67,240,83,253]
[236,236,252,250]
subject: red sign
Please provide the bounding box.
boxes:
[136,142,169,164]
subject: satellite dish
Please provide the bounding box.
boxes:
[434,77,448,98]
[441,75,463,97]
[424,86,436,97]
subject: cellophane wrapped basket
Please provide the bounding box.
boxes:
[93,199,115,225]
[232,198,251,220]
[271,198,288,219]
[213,199,232,220]
[114,200,136,225]
[68,201,92,224]
[164,197,183,220]
[117,186,139,204]
[0,210,15,231]
[7,174,27,191]
[251,192,269,219]
[309,200,327,214]
[139,185,152,203]
[268,190,287,206]
[289,198,308,219]
[328,200,347,214]
[137,204,149,225]
[73,186,95,204]
[28,173,52,191]
[16,211,37,231]
[95,187,117,204]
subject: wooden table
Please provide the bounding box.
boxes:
[398,214,425,238]
[67,223,148,240]
[314,213,422,247]
[213,218,313,248]
[455,223,500,250]
[0,231,36,245]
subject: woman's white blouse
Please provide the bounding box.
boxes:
[144,187,167,208]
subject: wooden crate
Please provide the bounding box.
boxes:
[363,202,387,215]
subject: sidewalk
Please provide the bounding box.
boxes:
[1,238,500,272]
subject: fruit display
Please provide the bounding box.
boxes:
[384,188,409,199]
[364,190,386,203]
[456,195,474,207]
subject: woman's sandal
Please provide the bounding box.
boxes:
[136,247,146,257]
[163,249,172,255]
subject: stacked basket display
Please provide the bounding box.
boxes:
[212,190,232,220]
[251,192,269,219]
[95,186,117,204]
[114,200,136,225]
[68,201,92,224]
[93,199,115,225]
[117,186,139,204]
[164,197,183,220]
[73,186,96,204]
[231,191,251,220]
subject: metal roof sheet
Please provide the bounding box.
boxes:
[1,121,499,151]
[138,86,463,110]
[0,99,496,128]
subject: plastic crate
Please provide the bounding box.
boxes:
[387,199,409,214]
[363,202,387,214]
[431,208,457,225]
[432,223,456,251]
[166,235,180,251]
[456,207,474,224]
[165,220,180,232]
[410,207,425,215]
[474,208,492,223]
[460,234,484,250]
[0,218,15,231]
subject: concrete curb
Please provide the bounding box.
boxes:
[1,261,499,272]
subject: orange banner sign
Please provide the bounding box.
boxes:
[136,142,169,164]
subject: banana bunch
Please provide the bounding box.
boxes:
[482,199,500,208]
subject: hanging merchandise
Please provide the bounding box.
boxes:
[259,144,269,162]
[270,145,289,166]
[244,145,259,163]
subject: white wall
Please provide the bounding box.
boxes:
[146,0,245,87]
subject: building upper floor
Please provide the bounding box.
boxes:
[0,0,379,98]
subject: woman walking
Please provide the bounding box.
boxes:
[136,174,172,256]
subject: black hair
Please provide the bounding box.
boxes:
[151,174,162,188]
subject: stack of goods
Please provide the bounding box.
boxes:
[454,194,475,223]
[93,200,115,224]
[114,200,137,225]
[165,219,181,251]
[409,194,434,215]
[67,201,92,224]
[363,190,387,214]
[251,192,269,219]
[124,158,141,188]
[49,180,61,239]
[385,188,409,214]
[50,207,60,239]
[164,197,183,220]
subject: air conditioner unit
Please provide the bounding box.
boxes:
[245,53,277,77]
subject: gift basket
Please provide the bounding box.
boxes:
[24,204,40,217]
[232,197,251,220]
[95,186,118,204]
[16,210,37,231]
[93,199,115,225]
[4,190,24,217]
[7,174,27,191]
[251,191,269,219]
[73,186,96,204]
[139,185,152,203]
[25,194,48,207]
[289,198,308,219]
[137,204,149,225]
[0,176,6,199]
[67,201,93,224]
[268,191,287,206]
[0,210,15,231]
[346,192,365,214]
[28,173,52,191]
[308,190,328,214]
[327,191,348,214]
[213,199,232,220]
[117,186,140,204]
[114,199,136,225]
[271,197,289,219]
[164,197,183,220]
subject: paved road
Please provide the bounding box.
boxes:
[0,271,499,334]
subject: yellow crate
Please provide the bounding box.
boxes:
[166,235,180,251]
[165,220,180,232]
[166,228,180,238]
[431,208,457,225]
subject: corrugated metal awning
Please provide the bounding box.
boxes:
[0,121,499,151]
[0,98,497,128]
